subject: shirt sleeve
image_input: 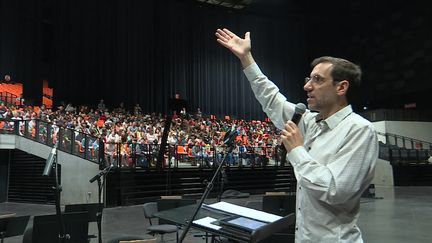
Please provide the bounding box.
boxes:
[287,123,378,205]
[243,63,295,131]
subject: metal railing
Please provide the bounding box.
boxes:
[102,143,286,169]
[1,118,288,169]
[377,132,431,164]
[378,131,432,150]
[0,118,101,164]
[0,91,22,106]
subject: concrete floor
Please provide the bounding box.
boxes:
[1,186,431,243]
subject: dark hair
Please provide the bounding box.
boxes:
[311,56,361,101]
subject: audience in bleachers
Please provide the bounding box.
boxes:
[0,101,284,168]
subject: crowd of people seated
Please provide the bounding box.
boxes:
[0,100,287,168]
[2,100,431,168]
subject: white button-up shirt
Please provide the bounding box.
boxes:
[244,63,378,243]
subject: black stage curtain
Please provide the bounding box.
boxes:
[0,0,308,120]
[2,1,432,118]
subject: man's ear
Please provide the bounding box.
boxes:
[336,80,349,96]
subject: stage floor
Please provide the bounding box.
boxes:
[1,186,431,243]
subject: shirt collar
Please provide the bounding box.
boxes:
[318,105,353,130]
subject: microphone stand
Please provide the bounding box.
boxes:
[178,143,235,243]
[96,178,103,243]
[52,149,69,243]
[217,164,227,202]
[89,165,113,243]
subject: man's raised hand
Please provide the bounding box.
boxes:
[215,28,255,67]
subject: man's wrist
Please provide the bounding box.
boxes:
[240,52,255,68]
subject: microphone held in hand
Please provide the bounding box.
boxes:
[291,103,307,125]
[280,103,307,155]
[43,141,59,177]
[89,164,114,183]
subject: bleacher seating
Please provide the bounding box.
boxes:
[0,83,23,105]
[379,138,431,165]
[378,133,431,186]
[0,82,53,108]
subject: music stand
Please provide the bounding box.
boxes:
[0,215,30,243]
[250,213,295,243]
[32,212,89,243]
[262,194,296,216]
[65,203,103,241]
[261,194,296,242]
[65,203,102,222]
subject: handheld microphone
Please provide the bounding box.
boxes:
[291,103,307,125]
[89,164,114,183]
[43,141,59,176]
[279,103,307,154]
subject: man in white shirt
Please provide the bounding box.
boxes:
[216,28,378,243]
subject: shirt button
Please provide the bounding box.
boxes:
[298,207,301,211]
[295,227,298,231]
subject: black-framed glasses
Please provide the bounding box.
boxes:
[304,75,326,85]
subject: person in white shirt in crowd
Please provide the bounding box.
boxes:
[105,130,120,166]
[216,28,378,243]
[65,102,76,113]
[0,102,8,118]
[145,126,158,144]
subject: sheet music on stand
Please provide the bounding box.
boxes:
[193,202,294,243]
[204,201,282,222]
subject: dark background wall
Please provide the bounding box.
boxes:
[0,0,431,119]
[0,150,10,202]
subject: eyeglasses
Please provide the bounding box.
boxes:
[304,75,326,85]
